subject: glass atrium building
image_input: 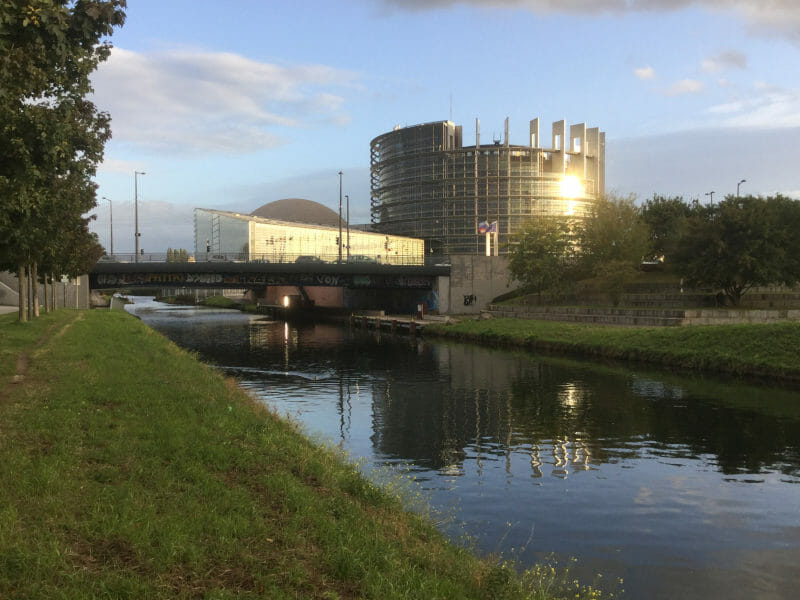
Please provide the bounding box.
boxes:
[370,118,605,254]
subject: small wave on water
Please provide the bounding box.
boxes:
[213,364,338,382]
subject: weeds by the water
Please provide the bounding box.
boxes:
[519,555,624,600]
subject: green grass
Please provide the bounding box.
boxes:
[198,295,239,309]
[425,318,800,380]
[0,310,619,599]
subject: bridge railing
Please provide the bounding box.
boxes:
[99,252,452,267]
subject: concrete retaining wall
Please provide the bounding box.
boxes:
[681,308,800,325]
[0,272,89,310]
[487,304,800,327]
[443,254,517,315]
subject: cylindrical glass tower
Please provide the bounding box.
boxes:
[370,118,605,254]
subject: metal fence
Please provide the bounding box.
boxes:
[99,253,451,267]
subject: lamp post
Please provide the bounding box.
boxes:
[134,170,146,262]
[705,191,715,205]
[345,194,350,261]
[737,179,746,197]
[101,196,113,256]
[338,170,343,264]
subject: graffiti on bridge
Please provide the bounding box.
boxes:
[92,272,434,289]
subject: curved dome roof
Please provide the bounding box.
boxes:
[251,198,344,227]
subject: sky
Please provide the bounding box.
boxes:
[87,0,800,254]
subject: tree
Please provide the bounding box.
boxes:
[0,1,126,320]
[671,195,800,306]
[505,217,577,302]
[641,194,693,262]
[576,195,650,305]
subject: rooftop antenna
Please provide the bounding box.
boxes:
[449,92,452,121]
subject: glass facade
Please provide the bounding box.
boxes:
[193,209,424,265]
[370,119,604,254]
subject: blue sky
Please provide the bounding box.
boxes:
[88,0,800,253]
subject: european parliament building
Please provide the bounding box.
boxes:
[369,117,605,255]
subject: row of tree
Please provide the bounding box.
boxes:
[0,1,126,321]
[507,193,800,306]
[166,248,190,263]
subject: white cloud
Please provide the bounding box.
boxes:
[706,100,744,115]
[702,81,800,129]
[634,66,655,80]
[379,1,800,43]
[91,47,360,155]
[720,84,800,128]
[701,50,747,73]
[663,78,704,96]
[97,157,143,174]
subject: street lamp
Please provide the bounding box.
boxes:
[338,170,343,264]
[134,170,146,262]
[705,191,715,205]
[345,194,350,260]
[737,179,746,197]
[101,196,113,256]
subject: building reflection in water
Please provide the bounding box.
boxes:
[240,319,800,484]
[368,342,603,480]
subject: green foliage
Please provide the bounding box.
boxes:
[199,295,238,308]
[574,195,650,302]
[505,217,577,300]
[166,248,190,262]
[592,259,638,306]
[578,194,650,271]
[671,195,800,305]
[641,194,693,260]
[0,1,126,317]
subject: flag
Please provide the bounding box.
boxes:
[477,221,497,234]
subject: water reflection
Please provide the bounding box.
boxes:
[127,297,800,600]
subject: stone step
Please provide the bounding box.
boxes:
[486,306,685,327]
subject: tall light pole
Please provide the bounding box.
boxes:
[134,170,146,262]
[338,170,343,264]
[345,194,350,261]
[737,179,746,197]
[705,191,714,205]
[101,196,113,256]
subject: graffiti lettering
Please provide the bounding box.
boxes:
[316,274,341,286]
[92,269,436,290]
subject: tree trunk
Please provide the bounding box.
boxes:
[43,273,49,313]
[32,262,40,318]
[18,265,28,322]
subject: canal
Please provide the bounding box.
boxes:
[127,297,800,599]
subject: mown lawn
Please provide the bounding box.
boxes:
[425,318,800,380]
[0,310,616,599]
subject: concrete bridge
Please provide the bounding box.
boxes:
[89,259,449,291]
[89,254,513,315]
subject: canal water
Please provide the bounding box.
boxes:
[127,298,800,599]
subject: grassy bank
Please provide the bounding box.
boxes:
[0,310,614,599]
[425,318,800,381]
